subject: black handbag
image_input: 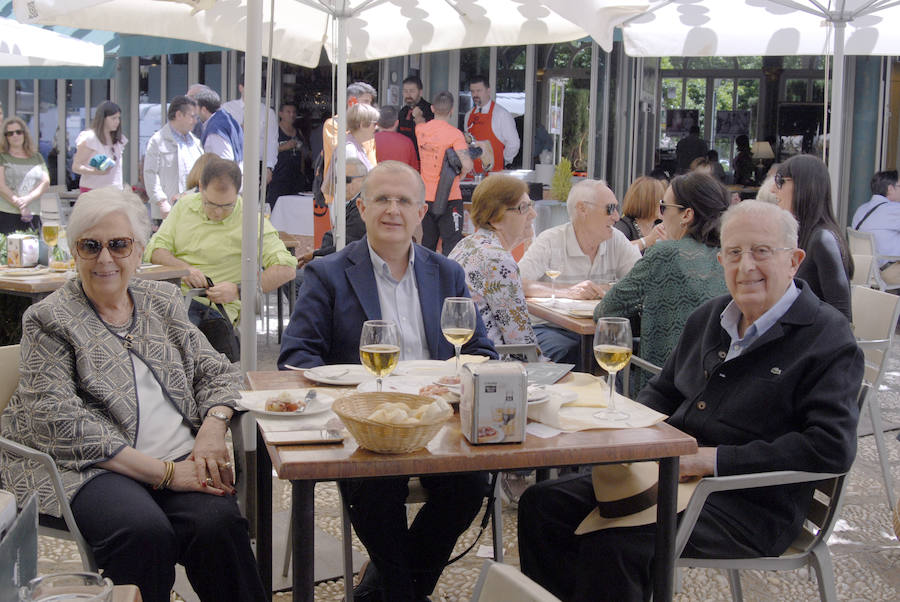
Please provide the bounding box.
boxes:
[195,277,240,362]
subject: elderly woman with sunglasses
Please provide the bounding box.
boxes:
[0,117,49,233]
[772,154,852,320]
[596,172,729,390]
[449,174,540,352]
[0,186,267,602]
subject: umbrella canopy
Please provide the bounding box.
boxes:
[14,0,617,372]
[0,15,104,66]
[14,0,590,67]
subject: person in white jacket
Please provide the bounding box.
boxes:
[143,95,204,221]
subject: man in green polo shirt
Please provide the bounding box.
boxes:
[144,155,296,326]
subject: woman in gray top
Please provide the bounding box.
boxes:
[0,187,266,602]
[0,116,49,233]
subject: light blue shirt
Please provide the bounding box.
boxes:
[368,242,430,360]
[172,129,203,195]
[720,281,800,361]
[851,194,900,266]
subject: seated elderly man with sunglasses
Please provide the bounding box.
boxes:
[144,155,296,331]
[518,179,641,364]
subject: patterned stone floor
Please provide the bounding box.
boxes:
[35,308,900,601]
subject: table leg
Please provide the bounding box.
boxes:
[292,480,316,602]
[653,456,679,602]
[578,333,593,373]
[277,285,284,344]
[256,430,272,600]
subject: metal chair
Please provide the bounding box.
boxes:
[850,254,875,286]
[847,228,900,291]
[470,559,561,602]
[851,284,900,509]
[675,385,868,602]
[0,344,97,572]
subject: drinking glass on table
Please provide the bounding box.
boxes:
[441,297,476,374]
[359,320,400,392]
[545,249,563,304]
[42,216,59,257]
[592,317,632,421]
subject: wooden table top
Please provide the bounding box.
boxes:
[0,264,189,294]
[246,370,697,482]
[278,232,314,257]
[526,299,596,335]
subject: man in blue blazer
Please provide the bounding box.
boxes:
[279,161,496,602]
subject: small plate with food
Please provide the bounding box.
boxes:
[0,266,50,277]
[238,389,334,417]
[357,376,461,404]
[305,365,372,386]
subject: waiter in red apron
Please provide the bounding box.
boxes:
[465,74,521,174]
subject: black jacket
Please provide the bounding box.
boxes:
[639,281,863,555]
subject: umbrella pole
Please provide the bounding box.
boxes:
[829,20,846,221]
[241,0,263,373]
[335,0,348,251]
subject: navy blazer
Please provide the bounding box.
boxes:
[279,237,497,368]
[639,280,863,556]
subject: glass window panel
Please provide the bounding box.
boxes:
[811,79,825,103]
[714,79,734,111]
[661,57,683,69]
[200,51,222,95]
[785,78,807,102]
[737,78,760,143]
[783,56,804,69]
[496,46,527,169]
[661,78,683,110]
[66,79,86,190]
[16,80,36,135]
[139,56,163,161]
[167,54,189,97]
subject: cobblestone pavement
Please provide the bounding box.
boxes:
[35,311,900,601]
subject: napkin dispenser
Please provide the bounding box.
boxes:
[7,233,38,267]
[460,361,527,445]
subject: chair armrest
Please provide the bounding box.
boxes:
[631,355,662,375]
[674,470,843,558]
[857,339,890,351]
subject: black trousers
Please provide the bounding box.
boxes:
[71,471,267,602]
[339,472,489,601]
[421,198,463,256]
[517,473,764,602]
[0,211,41,235]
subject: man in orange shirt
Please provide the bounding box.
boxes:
[414,91,473,255]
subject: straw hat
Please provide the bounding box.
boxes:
[575,462,700,535]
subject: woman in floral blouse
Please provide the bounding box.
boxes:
[449,174,538,351]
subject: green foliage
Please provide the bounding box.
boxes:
[551,157,573,203]
[562,87,590,171]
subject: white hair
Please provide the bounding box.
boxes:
[566,179,609,220]
[720,199,798,248]
[67,186,152,254]
[755,175,779,204]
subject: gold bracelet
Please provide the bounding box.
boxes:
[154,461,175,490]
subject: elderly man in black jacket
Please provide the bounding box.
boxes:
[517,200,864,602]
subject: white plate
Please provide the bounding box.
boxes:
[357,375,439,395]
[238,389,334,417]
[304,365,372,386]
[394,360,455,377]
[0,266,49,277]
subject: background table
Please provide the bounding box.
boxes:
[526,299,596,372]
[247,370,697,602]
[0,265,189,301]
[270,194,314,236]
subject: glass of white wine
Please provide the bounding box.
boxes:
[545,249,562,304]
[592,317,632,421]
[42,219,59,258]
[441,297,476,374]
[359,320,400,392]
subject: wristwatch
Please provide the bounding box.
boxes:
[207,409,232,425]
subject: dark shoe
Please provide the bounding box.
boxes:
[352,560,383,602]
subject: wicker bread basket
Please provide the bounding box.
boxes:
[332,392,451,454]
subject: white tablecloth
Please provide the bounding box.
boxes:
[270,194,314,235]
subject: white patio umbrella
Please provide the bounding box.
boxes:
[0,16,104,66]
[14,0,623,372]
[580,0,900,220]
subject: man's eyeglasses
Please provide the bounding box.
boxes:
[774,173,793,189]
[203,199,237,211]
[75,237,134,260]
[507,200,534,214]
[721,245,793,263]
[659,199,685,214]
[4,129,24,137]
[346,174,366,184]
[369,195,415,207]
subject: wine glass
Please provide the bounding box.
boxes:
[545,249,563,304]
[592,317,632,421]
[42,218,59,258]
[359,320,400,392]
[441,297,476,374]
